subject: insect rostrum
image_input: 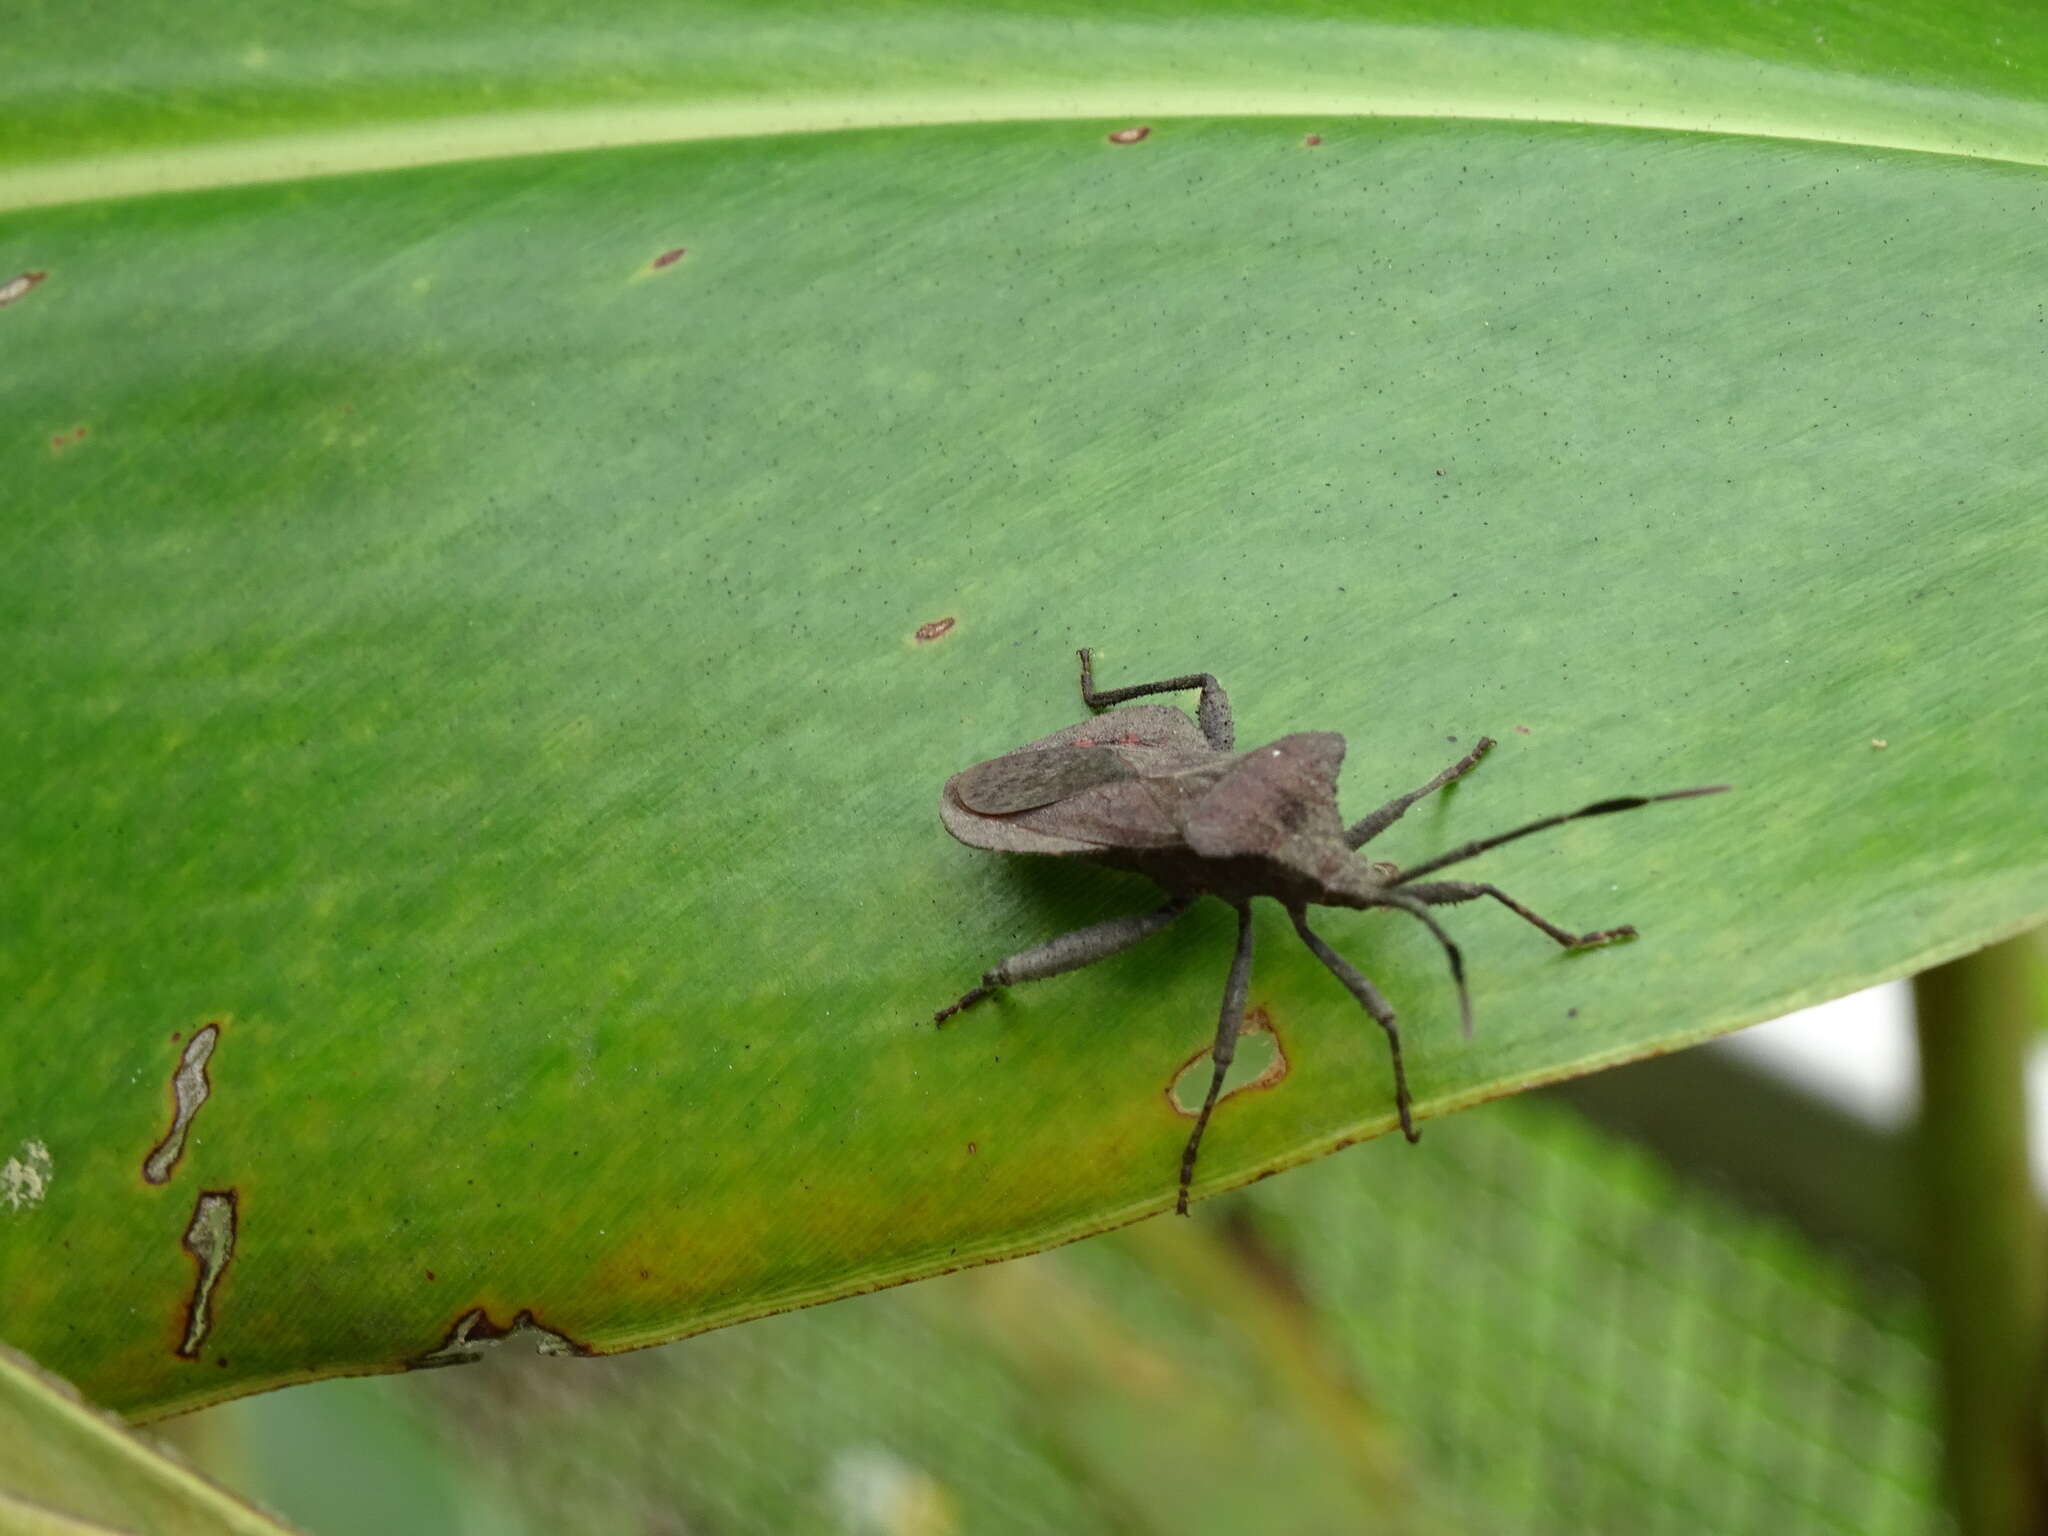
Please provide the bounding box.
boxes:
[935,650,1727,1216]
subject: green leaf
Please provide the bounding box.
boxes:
[0,1341,299,1534]
[3,0,2045,1419]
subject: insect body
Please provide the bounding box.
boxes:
[936,650,1726,1214]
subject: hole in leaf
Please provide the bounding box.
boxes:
[1167,1006,1288,1116]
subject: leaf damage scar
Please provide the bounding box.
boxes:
[2,1140,53,1211]
[144,1023,220,1185]
[0,271,46,307]
[176,1190,237,1359]
[410,1307,591,1368]
[1168,1006,1288,1114]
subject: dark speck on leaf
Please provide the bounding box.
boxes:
[1107,125,1151,145]
[915,616,956,644]
[1303,134,1323,147]
[651,248,687,269]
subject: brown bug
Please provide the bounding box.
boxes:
[935,650,1726,1214]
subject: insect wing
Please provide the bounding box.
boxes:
[1001,776,1185,848]
[1012,704,1211,756]
[940,703,1226,855]
[951,745,1134,815]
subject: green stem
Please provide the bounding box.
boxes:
[1914,934,2048,1536]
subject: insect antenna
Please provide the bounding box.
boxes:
[1389,785,1729,886]
[1371,893,1473,1039]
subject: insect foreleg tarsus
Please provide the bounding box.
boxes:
[1177,902,1256,1215]
[1345,737,1497,849]
[1289,907,1418,1143]
[1399,881,1635,950]
[1077,648,1234,751]
[933,894,1197,1025]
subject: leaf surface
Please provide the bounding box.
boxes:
[3,0,2045,1416]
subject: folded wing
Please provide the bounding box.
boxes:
[940,705,1222,856]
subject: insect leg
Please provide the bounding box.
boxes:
[1344,737,1497,849]
[1288,907,1418,1143]
[1399,881,1635,950]
[1370,893,1475,1040]
[1077,648,1234,751]
[1177,902,1256,1215]
[933,895,1196,1024]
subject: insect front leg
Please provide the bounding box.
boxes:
[1077,649,1234,751]
[1289,907,1418,1143]
[1399,881,1635,950]
[933,895,1196,1024]
[1344,737,1496,849]
[1177,902,1256,1215]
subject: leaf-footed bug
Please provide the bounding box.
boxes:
[935,650,1727,1214]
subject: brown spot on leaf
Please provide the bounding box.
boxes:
[967,1142,978,1155]
[410,1306,591,1368]
[914,616,956,644]
[651,247,687,270]
[144,1023,220,1185]
[1107,126,1151,145]
[1514,725,1532,735]
[0,271,45,307]
[49,425,88,455]
[176,1189,237,1359]
[1303,134,1323,147]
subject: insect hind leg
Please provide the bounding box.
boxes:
[1077,648,1234,751]
[1288,907,1418,1143]
[1401,880,1635,950]
[933,895,1196,1024]
[1178,903,1256,1215]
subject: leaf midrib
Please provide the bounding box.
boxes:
[8,23,2048,214]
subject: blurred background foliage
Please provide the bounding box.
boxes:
[172,1071,1944,1535]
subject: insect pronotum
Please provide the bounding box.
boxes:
[935,650,1726,1214]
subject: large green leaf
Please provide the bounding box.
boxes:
[4,1,2045,1419]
